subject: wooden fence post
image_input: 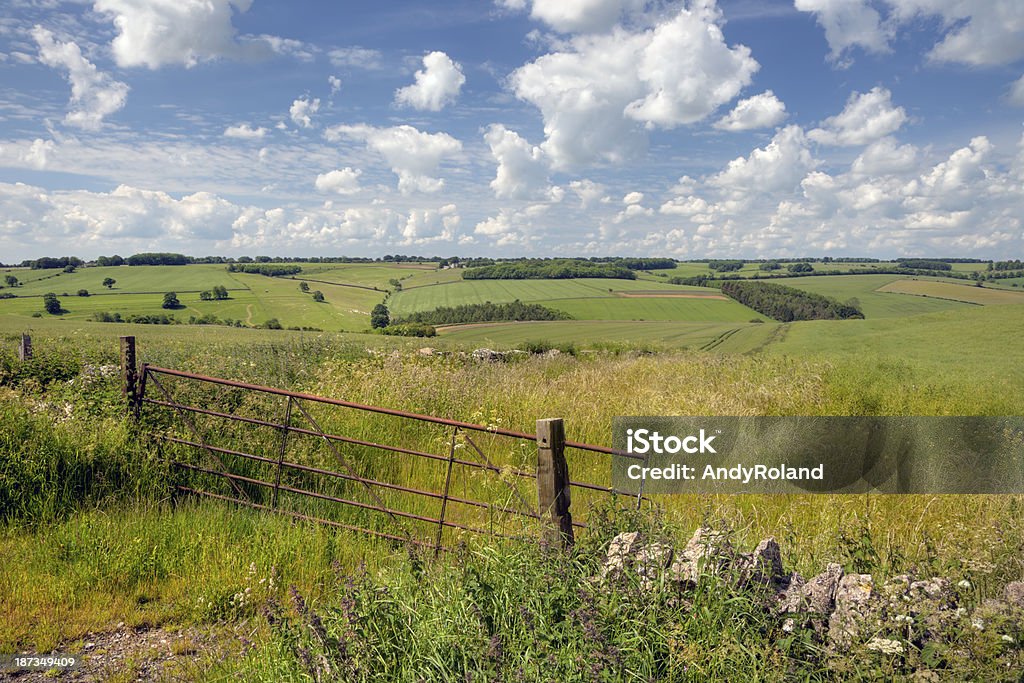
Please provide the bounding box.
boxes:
[536,417,574,549]
[120,336,137,416]
[18,334,32,361]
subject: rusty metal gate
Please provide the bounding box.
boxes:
[121,337,642,552]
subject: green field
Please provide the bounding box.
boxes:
[766,274,969,318]
[878,278,1024,305]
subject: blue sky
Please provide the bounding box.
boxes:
[1,0,1022,261]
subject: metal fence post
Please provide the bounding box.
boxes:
[120,336,137,416]
[536,417,574,549]
[18,334,31,361]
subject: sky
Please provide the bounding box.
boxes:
[1,0,1023,261]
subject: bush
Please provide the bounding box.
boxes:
[378,323,436,337]
[77,289,89,297]
[43,292,62,315]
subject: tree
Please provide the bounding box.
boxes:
[199,290,213,301]
[162,292,181,309]
[312,290,325,303]
[63,264,76,273]
[77,289,89,297]
[102,277,116,289]
[43,292,62,315]
[212,285,229,300]
[787,262,814,273]
[299,281,310,292]
[370,303,390,329]
[4,275,18,287]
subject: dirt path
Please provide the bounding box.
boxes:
[5,625,244,682]
[244,304,254,326]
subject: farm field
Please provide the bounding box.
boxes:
[878,278,1024,304]
[768,274,970,318]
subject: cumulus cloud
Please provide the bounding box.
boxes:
[524,0,648,34]
[510,0,759,169]
[314,167,362,195]
[711,125,817,195]
[809,87,907,146]
[289,96,320,128]
[569,179,608,208]
[0,182,240,242]
[325,124,462,194]
[401,204,460,244]
[224,123,267,139]
[394,51,465,111]
[714,91,787,131]
[849,137,917,176]
[328,75,342,95]
[21,138,56,169]
[793,0,890,62]
[93,0,269,69]
[32,26,129,130]
[887,0,1024,67]
[484,124,553,200]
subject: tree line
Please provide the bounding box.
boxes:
[225,263,302,277]
[463,260,636,280]
[393,301,572,326]
[720,281,864,322]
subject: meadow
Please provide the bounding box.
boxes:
[1,259,1023,680]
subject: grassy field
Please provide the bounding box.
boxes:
[878,278,1024,305]
[2,260,1024,680]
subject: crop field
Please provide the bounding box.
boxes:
[766,274,969,318]
[878,278,1024,305]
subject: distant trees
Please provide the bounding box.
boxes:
[759,262,781,271]
[162,292,182,309]
[42,293,62,314]
[389,278,402,291]
[212,285,228,299]
[77,289,89,297]
[312,290,325,303]
[127,253,189,266]
[4,275,18,287]
[463,260,636,280]
[226,263,302,277]
[299,281,310,292]
[787,262,814,273]
[95,255,125,267]
[102,277,116,289]
[708,260,744,272]
[63,264,77,273]
[26,256,83,270]
[394,301,572,326]
[720,281,863,322]
[199,290,212,301]
[897,259,952,271]
[371,303,390,329]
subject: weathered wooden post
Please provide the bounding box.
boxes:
[18,334,32,361]
[536,417,574,549]
[120,335,137,416]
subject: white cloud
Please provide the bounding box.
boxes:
[93,0,266,69]
[0,182,240,243]
[314,167,362,195]
[328,75,342,95]
[224,123,267,139]
[325,124,462,194]
[21,138,56,169]
[886,0,1024,67]
[623,191,644,205]
[394,51,465,111]
[484,124,552,200]
[714,90,787,131]
[526,0,647,34]
[510,1,759,169]
[569,179,608,208]
[327,46,383,69]
[289,96,320,128]
[793,0,890,63]
[32,26,129,130]
[401,204,460,244]
[808,87,907,146]
[711,125,817,195]
[850,137,917,176]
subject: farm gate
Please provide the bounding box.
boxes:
[116,336,642,552]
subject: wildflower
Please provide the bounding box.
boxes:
[866,637,904,655]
